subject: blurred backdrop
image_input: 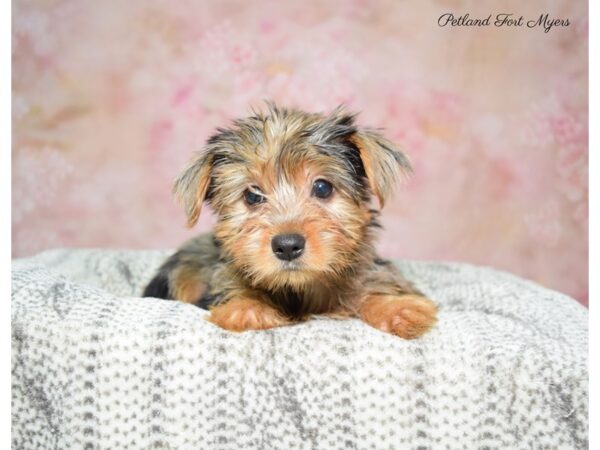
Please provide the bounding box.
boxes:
[12,0,588,304]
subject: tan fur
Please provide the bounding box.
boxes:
[173,152,213,227]
[171,266,207,304]
[359,294,438,339]
[207,296,292,332]
[146,104,437,338]
[350,132,413,208]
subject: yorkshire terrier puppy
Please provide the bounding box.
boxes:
[143,104,437,338]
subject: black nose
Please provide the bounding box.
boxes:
[271,234,305,261]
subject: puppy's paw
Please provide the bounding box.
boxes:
[207,298,290,332]
[360,294,437,339]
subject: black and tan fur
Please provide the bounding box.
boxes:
[143,104,437,338]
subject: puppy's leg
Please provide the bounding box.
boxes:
[208,289,292,332]
[358,259,437,339]
[142,233,220,307]
[169,264,208,303]
[360,294,437,339]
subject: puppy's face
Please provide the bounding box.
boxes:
[174,105,411,292]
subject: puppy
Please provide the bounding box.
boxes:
[143,104,437,338]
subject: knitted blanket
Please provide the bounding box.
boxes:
[11,249,588,449]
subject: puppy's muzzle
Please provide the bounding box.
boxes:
[271,234,305,261]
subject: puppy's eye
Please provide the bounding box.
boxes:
[244,189,265,206]
[312,179,333,199]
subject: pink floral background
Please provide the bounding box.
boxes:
[12,0,588,304]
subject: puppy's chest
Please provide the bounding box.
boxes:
[270,283,355,317]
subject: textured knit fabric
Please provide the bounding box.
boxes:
[12,249,588,450]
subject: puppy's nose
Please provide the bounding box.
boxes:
[271,234,305,261]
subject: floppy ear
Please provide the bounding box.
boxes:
[350,130,413,208]
[172,151,214,227]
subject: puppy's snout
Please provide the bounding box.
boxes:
[271,234,305,261]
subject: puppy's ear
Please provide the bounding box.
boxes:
[351,130,413,208]
[172,151,214,227]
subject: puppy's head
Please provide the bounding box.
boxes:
[174,104,411,291]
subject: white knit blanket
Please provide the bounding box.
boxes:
[11,249,588,449]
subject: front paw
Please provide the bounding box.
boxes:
[360,294,437,339]
[207,298,290,332]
